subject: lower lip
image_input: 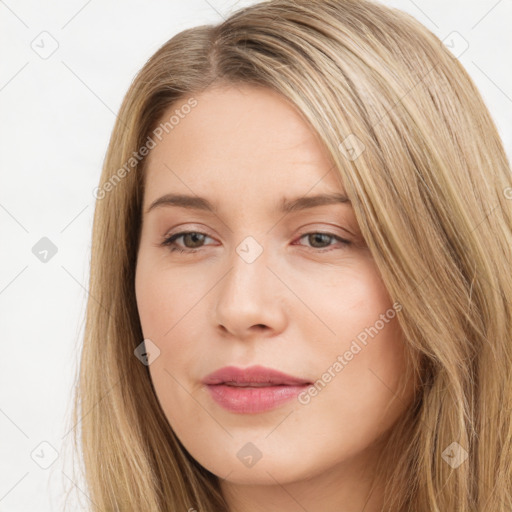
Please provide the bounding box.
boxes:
[205,384,310,413]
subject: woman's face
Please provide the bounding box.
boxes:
[135,84,413,492]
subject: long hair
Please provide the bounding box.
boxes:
[65,0,512,510]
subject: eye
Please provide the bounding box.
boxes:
[160,231,214,254]
[293,231,351,252]
[160,230,352,255]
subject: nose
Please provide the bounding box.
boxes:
[213,239,287,340]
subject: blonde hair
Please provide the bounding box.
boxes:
[66,0,512,510]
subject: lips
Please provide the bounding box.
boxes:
[201,364,312,387]
[202,365,313,414]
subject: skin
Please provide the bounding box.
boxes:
[135,83,415,512]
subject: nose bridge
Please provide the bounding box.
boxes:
[223,234,270,306]
[214,234,286,335]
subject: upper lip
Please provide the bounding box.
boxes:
[202,365,312,386]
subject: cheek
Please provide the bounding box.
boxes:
[295,254,396,344]
[135,252,201,339]
[135,251,160,338]
[302,259,408,424]
[135,253,208,381]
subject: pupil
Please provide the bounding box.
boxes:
[185,233,204,248]
[310,233,329,248]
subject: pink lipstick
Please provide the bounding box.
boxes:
[202,365,312,414]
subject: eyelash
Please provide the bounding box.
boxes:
[160,230,351,254]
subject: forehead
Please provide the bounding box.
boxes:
[143,84,343,204]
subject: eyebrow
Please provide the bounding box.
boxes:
[145,192,351,215]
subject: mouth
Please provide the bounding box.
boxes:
[214,382,308,387]
[201,364,312,387]
[201,365,313,414]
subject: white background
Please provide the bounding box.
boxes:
[1,1,511,510]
